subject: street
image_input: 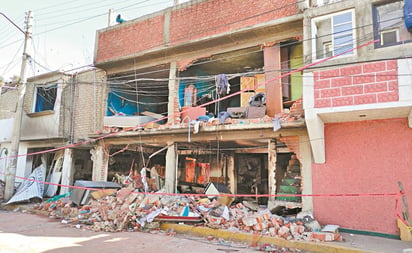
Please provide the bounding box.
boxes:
[0,210,266,253]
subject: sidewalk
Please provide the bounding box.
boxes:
[3,203,412,253]
[160,223,412,253]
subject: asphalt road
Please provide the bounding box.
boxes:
[0,210,264,253]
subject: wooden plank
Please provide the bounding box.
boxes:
[240,76,255,91]
[398,181,410,225]
[241,92,254,107]
[141,111,164,119]
[254,74,266,93]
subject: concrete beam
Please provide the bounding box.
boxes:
[60,148,74,194]
[91,142,109,181]
[227,153,235,194]
[100,126,307,146]
[299,135,313,212]
[167,61,179,125]
[409,110,412,128]
[164,142,177,193]
[305,109,325,164]
[302,72,325,164]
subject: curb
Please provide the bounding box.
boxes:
[160,223,374,253]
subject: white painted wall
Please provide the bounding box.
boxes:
[0,118,14,142]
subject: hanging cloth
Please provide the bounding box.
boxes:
[215,74,231,96]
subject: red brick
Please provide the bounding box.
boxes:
[353,75,375,84]
[331,77,352,87]
[364,82,387,93]
[363,62,386,73]
[315,79,331,89]
[377,91,399,103]
[386,60,398,70]
[376,70,397,82]
[342,85,363,96]
[314,72,320,81]
[170,0,297,43]
[332,96,354,107]
[318,69,340,80]
[96,0,298,63]
[315,98,331,108]
[354,94,377,105]
[340,65,362,76]
[320,88,340,98]
[315,90,320,99]
[388,81,398,91]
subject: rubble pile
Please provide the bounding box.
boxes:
[31,188,341,242]
[97,98,305,134]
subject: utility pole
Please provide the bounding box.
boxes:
[174,0,179,5]
[4,11,32,201]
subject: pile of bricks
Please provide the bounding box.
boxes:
[31,188,341,242]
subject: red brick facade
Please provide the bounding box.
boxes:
[96,15,165,63]
[96,0,298,63]
[169,0,297,44]
[313,60,398,108]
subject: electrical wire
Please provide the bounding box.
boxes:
[1,0,408,94]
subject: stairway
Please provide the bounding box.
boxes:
[276,154,302,203]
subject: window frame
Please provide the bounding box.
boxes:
[32,83,58,113]
[311,9,356,61]
[380,28,400,46]
[373,0,412,48]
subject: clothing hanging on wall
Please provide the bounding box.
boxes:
[215,74,231,96]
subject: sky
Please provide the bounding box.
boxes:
[0,0,189,81]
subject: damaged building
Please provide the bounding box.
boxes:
[2,0,411,240]
[0,0,311,213]
[0,69,107,196]
[90,0,311,212]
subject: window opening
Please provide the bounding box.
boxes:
[373,0,412,47]
[313,10,354,59]
[34,84,57,112]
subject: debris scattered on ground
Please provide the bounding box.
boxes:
[28,188,341,242]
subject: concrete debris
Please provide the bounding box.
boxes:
[30,188,341,242]
[96,99,305,134]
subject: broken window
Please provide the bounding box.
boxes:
[105,70,169,126]
[33,84,57,112]
[312,10,355,60]
[373,0,412,47]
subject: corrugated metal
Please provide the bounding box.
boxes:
[7,165,46,204]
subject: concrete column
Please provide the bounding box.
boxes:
[167,62,180,125]
[164,142,177,193]
[163,9,171,46]
[60,148,74,194]
[267,139,277,209]
[91,142,109,181]
[227,153,236,194]
[299,135,313,212]
[303,72,325,163]
[264,45,282,117]
[305,109,325,163]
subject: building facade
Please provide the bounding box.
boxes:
[92,0,312,211]
[302,0,412,235]
[0,69,106,195]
